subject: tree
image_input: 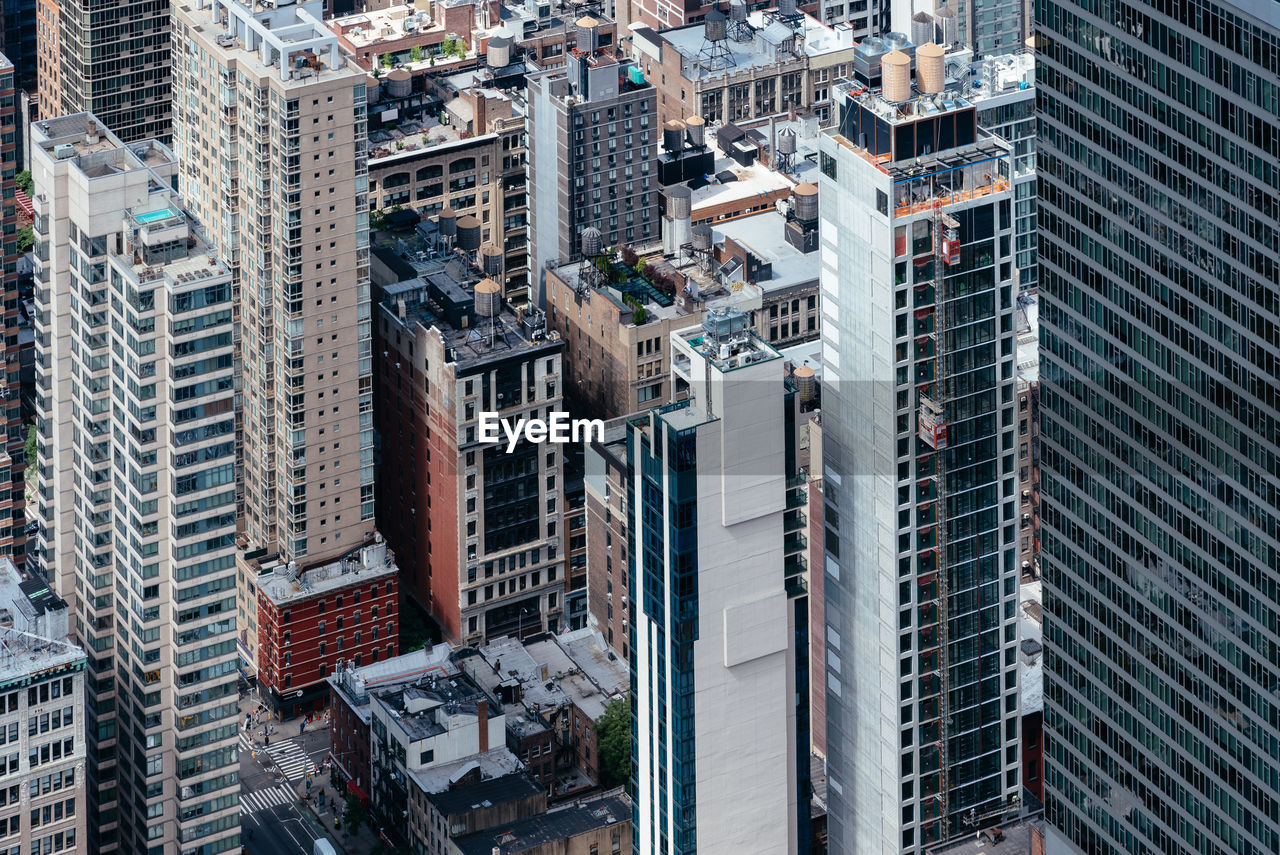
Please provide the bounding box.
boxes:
[380,53,392,68]
[16,170,32,197]
[17,226,33,253]
[369,210,386,231]
[596,698,632,789]
[619,246,638,268]
[25,425,35,471]
[344,794,368,834]
[409,45,423,62]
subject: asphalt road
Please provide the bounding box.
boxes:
[240,725,340,855]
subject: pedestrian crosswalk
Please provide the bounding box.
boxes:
[239,733,253,752]
[265,739,319,781]
[240,784,295,816]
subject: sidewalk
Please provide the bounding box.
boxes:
[238,689,386,855]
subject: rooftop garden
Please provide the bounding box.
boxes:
[587,246,680,324]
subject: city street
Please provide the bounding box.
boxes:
[239,697,346,854]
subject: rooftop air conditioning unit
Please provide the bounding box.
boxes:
[53,143,75,159]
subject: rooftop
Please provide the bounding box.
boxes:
[327,644,457,725]
[421,768,541,815]
[1016,294,1038,387]
[552,628,627,704]
[120,200,232,290]
[926,815,1044,855]
[370,668,492,742]
[183,0,358,86]
[330,4,451,49]
[645,11,854,82]
[674,316,781,375]
[688,140,801,219]
[714,212,819,293]
[969,50,1036,105]
[255,536,397,606]
[379,246,559,370]
[0,559,85,686]
[410,748,525,796]
[452,790,631,855]
[31,114,177,179]
[1019,578,1043,716]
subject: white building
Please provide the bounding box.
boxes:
[0,558,87,855]
[817,54,1021,855]
[30,113,240,854]
[629,310,802,855]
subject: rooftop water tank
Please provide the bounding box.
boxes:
[474,278,501,317]
[456,215,481,250]
[580,226,604,258]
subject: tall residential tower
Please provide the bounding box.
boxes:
[172,0,376,685]
[1037,1,1280,853]
[31,114,240,854]
[817,49,1021,854]
[629,311,807,855]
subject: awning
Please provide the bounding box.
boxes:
[346,780,369,804]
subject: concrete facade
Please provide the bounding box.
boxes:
[30,114,240,854]
[630,318,802,855]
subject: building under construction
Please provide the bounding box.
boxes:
[815,42,1022,855]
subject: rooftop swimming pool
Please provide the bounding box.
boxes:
[134,208,177,224]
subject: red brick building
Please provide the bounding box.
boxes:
[256,535,401,718]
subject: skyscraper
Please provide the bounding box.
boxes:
[38,0,171,140]
[30,114,239,854]
[817,51,1022,854]
[526,14,656,306]
[171,0,376,680]
[0,52,24,565]
[1037,2,1280,853]
[629,311,806,855]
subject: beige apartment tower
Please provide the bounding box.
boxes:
[172,0,377,682]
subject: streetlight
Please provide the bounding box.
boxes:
[518,607,529,640]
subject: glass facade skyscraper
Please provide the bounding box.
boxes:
[1037,1,1280,853]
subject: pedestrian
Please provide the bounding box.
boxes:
[265,735,269,747]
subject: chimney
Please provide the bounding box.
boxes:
[85,120,100,144]
[477,698,489,751]
[473,91,488,135]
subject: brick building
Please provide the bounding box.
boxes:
[458,630,627,796]
[327,644,457,798]
[583,428,629,660]
[375,265,566,646]
[255,535,400,718]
